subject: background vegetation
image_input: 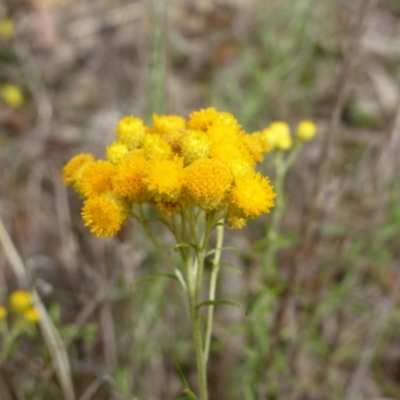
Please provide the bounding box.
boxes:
[1,0,400,399]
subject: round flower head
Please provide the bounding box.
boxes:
[211,111,241,133]
[228,172,276,219]
[62,153,95,190]
[142,134,173,161]
[181,130,211,165]
[116,116,145,149]
[9,290,32,314]
[227,158,253,181]
[227,215,247,229]
[153,114,186,134]
[82,194,130,237]
[106,142,129,164]
[209,136,252,165]
[0,305,7,320]
[24,307,40,323]
[112,150,149,202]
[186,107,219,131]
[1,84,24,108]
[243,131,271,163]
[0,18,14,39]
[80,160,114,198]
[145,157,184,202]
[263,121,292,151]
[296,120,317,142]
[183,158,232,210]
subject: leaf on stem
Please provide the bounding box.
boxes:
[196,300,246,315]
[175,365,198,400]
[208,259,243,275]
[206,246,238,257]
[172,242,199,252]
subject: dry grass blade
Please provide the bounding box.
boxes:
[0,218,76,400]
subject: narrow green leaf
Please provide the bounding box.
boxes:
[196,299,246,314]
[206,246,238,257]
[209,260,243,275]
[175,365,198,400]
[172,242,199,252]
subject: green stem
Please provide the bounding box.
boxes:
[186,212,213,400]
[204,219,224,364]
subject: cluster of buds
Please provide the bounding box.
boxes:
[262,120,317,151]
[63,108,280,236]
[0,290,40,325]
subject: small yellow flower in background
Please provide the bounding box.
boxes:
[1,84,24,108]
[296,120,317,142]
[0,305,7,320]
[24,307,40,323]
[263,121,293,151]
[9,290,32,314]
[0,18,14,39]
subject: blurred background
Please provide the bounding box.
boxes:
[1,0,400,399]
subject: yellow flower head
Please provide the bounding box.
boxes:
[209,138,250,165]
[9,290,32,314]
[227,158,253,181]
[0,305,7,320]
[0,18,14,39]
[186,107,219,131]
[112,150,149,201]
[116,116,145,149]
[145,157,184,202]
[227,215,247,229]
[296,120,317,142]
[82,194,130,237]
[243,131,271,162]
[106,142,129,164]
[181,130,210,165]
[153,114,186,134]
[24,307,40,323]
[211,111,241,132]
[263,121,292,151]
[62,153,95,191]
[228,172,276,219]
[183,158,232,210]
[142,134,172,161]
[1,84,24,108]
[80,160,114,198]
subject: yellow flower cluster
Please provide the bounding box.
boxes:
[63,108,277,236]
[0,290,40,324]
[260,120,317,151]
